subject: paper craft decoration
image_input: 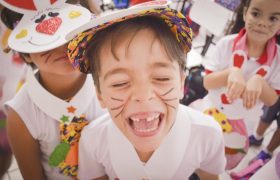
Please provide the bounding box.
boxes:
[0,0,91,53]
[66,0,170,41]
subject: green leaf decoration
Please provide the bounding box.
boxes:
[48,142,70,167]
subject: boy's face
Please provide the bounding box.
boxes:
[96,28,185,155]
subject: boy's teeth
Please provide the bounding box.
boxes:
[146,116,154,122]
[130,113,160,122]
[130,117,140,122]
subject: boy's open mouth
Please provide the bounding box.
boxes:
[128,112,163,137]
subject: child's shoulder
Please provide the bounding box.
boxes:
[80,113,111,152]
[179,104,222,133]
[4,84,30,111]
[217,34,237,46]
[179,105,220,129]
[82,113,111,138]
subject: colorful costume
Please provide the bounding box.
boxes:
[78,105,226,179]
[193,29,280,170]
[5,68,107,179]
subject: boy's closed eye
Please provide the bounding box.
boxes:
[111,81,130,88]
[153,77,171,82]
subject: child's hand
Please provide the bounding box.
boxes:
[226,67,245,103]
[242,75,263,109]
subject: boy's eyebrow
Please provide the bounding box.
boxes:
[151,62,176,70]
[103,68,127,81]
[103,61,177,80]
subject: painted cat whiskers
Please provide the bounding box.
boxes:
[159,87,177,109]
[110,97,125,118]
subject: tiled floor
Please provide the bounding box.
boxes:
[2,9,279,180]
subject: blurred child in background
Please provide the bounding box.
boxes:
[192,0,280,170]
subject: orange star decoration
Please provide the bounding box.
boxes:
[67,106,76,114]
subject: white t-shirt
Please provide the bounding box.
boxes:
[5,69,107,180]
[78,105,226,180]
[201,34,280,122]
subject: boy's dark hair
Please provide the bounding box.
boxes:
[86,16,187,92]
[226,0,280,44]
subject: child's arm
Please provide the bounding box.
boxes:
[6,108,46,180]
[242,74,278,109]
[204,67,246,102]
[195,169,219,180]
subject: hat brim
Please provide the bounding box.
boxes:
[67,1,192,73]
[8,3,91,53]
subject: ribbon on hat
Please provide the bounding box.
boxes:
[68,7,192,73]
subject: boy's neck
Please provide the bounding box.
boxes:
[38,71,87,100]
[136,149,154,163]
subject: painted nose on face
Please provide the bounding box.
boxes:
[36,17,62,35]
[131,82,155,102]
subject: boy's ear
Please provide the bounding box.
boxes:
[95,88,106,108]
[180,72,186,99]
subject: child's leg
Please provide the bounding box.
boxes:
[257,98,280,152]
[266,113,280,153]
[250,98,280,146]
[250,102,280,164]
[255,120,271,138]
[266,128,280,153]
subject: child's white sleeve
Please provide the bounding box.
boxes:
[199,129,226,174]
[78,129,106,180]
[203,36,232,72]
